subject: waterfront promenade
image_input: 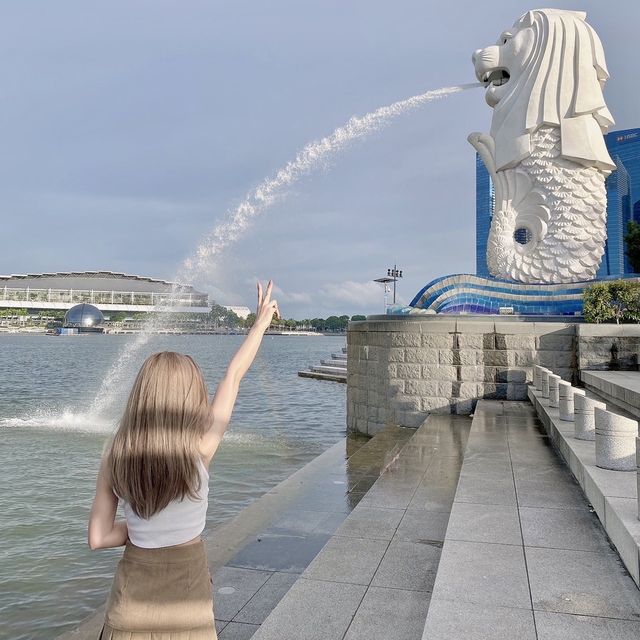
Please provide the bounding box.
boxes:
[61,399,640,639]
[424,400,640,638]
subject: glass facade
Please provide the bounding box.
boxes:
[475,127,640,277]
[475,154,493,278]
[0,286,209,309]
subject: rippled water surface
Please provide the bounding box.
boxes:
[0,334,346,640]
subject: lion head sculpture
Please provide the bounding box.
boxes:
[472,8,615,172]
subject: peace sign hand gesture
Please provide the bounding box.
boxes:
[255,280,280,331]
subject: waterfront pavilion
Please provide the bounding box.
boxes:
[0,271,210,314]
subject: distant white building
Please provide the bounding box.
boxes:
[0,271,209,313]
[224,305,252,320]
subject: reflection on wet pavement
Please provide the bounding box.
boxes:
[214,424,418,635]
[215,416,472,639]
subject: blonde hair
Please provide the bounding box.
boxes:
[108,351,210,519]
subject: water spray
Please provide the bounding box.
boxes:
[88,83,480,423]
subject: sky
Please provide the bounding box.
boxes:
[1,1,638,318]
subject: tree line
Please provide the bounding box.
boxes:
[209,304,366,332]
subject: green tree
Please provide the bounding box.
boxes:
[209,303,242,328]
[624,220,640,273]
[0,308,28,317]
[583,283,613,323]
[583,280,640,324]
[350,314,366,321]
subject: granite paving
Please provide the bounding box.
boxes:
[250,414,471,640]
[422,400,640,640]
[213,423,417,637]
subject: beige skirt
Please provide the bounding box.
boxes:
[100,540,217,640]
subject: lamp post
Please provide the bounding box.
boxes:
[387,265,403,304]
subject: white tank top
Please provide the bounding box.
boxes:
[123,457,209,548]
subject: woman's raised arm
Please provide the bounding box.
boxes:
[200,280,279,462]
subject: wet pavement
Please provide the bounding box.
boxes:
[213,424,418,638]
[423,400,640,640]
[242,415,471,640]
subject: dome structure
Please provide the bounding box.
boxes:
[64,303,104,328]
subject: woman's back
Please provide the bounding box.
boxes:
[122,457,209,549]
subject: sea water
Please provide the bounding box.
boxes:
[0,334,347,640]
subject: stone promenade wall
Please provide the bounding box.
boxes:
[347,316,577,436]
[576,324,640,371]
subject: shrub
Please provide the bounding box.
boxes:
[583,280,640,324]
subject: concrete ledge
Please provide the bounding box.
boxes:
[528,386,640,586]
[251,415,472,640]
[582,370,640,420]
[577,324,640,337]
[298,370,346,383]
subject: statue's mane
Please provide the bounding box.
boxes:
[491,8,615,171]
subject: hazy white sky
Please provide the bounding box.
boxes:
[1,1,638,317]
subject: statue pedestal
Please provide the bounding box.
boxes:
[403,274,640,316]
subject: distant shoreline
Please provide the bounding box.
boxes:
[0,328,346,337]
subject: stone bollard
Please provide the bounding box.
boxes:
[533,366,543,391]
[594,408,638,471]
[558,382,577,421]
[541,369,551,399]
[574,394,605,441]
[549,374,561,409]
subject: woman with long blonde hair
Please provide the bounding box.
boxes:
[88,281,280,639]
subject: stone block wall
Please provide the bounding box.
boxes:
[347,316,577,436]
[576,324,640,371]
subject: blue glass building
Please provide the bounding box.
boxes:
[475,127,640,277]
[475,154,493,278]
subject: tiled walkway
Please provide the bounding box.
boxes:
[423,400,640,640]
[250,415,471,640]
[212,424,417,639]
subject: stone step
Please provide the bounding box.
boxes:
[212,424,418,639]
[321,359,347,368]
[298,370,346,383]
[250,415,472,640]
[581,370,640,420]
[528,384,640,589]
[298,348,348,383]
[312,365,347,375]
[422,399,640,639]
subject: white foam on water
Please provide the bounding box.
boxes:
[0,410,115,433]
[86,83,480,425]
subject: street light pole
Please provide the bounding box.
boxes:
[387,265,403,304]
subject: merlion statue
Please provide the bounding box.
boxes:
[469,9,616,283]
